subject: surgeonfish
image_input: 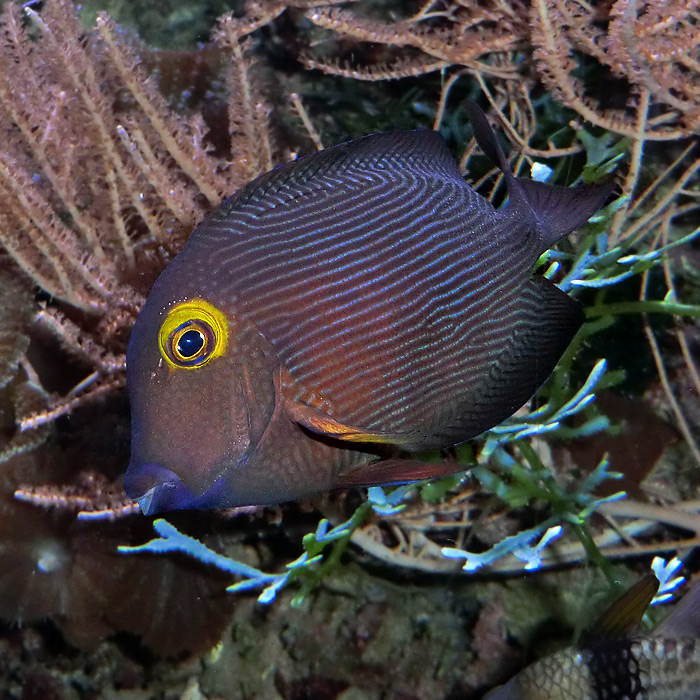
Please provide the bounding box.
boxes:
[124,103,612,514]
[485,575,700,700]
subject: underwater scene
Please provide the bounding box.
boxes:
[0,0,698,697]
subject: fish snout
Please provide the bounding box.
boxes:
[124,461,207,515]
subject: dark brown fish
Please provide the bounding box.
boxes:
[125,104,611,514]
[485,575,700,700]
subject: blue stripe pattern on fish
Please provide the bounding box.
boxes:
[124,102,613,514]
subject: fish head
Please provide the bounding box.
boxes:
[124,260,275,514]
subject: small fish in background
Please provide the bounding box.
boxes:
[125,102,613,514]
[485,575,700,700]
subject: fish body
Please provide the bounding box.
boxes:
[496,637,700,700]
[125,104,611,514]
[487,576,700,700]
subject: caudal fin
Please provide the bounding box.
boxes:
[516,177,615,250]
[465,101,614,252]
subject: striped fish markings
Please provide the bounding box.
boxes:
[125,103,612,514]
[486,575,700,700]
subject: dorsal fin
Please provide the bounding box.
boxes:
[464,101,614,252]
[581,575,658,644]
[206,129,462,226]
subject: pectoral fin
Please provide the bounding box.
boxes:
[277,366,411,447]
[286,398,410,446]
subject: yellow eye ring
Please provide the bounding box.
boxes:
[158,298,229,370]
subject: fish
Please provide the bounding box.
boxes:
[485,574,700,700]
[124,102,612,514]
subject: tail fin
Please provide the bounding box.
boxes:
[465,101,614,252]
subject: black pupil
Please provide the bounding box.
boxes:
[177,329,205,358]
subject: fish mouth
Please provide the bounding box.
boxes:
[124,462,224,515]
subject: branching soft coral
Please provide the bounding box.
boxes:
[0,0,311,432]
[530,0,700,139]
[304,0,527,80]
[304,0,700,138]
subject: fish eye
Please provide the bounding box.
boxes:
[158,298,229,370]
[176,328,205,359]
[169,322,211,366]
